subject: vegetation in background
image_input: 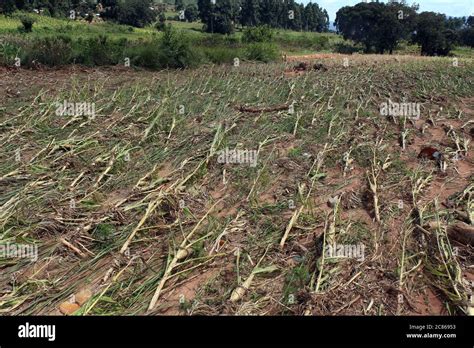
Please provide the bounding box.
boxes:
[242,25,274,43]
[245,42,279,62]
[0,1,472,68]
[196,0,329,34]
[114,0,157,28]
[336,2,473,56]
[157,24,197,68]
[184,4,199,22]
[414,12,458,56]
[335,2,417,54]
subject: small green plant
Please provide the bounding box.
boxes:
[283,264,311,304]
[93,223,115,245]
[288,147,303,159]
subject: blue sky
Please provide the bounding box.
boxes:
[304,0,474,23]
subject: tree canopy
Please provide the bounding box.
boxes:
[413,12,456,56]
[335,1,417,54]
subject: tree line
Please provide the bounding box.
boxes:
[336,1,474,55]
[197,0,329,34]
[0,0,160,27]
[1,0,98,18]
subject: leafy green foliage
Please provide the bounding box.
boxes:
[197,0,329,34]
[24,35,72,66]
[245,42,279,62]
[75,35,125,66]
[460,27,474,48]
[241,0,260,27]
[414,12,456,56]
[18,15,35,32]
[184,4,199,23]
[116,0,156,28]
[242,25,274,43]
[335,2,417,54]
[199,0,236,34]
[157,24,199,68]
[0,0,17,15]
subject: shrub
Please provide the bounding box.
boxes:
[185,4,199,22]
[18,15,36,33]
[157,25,199,68]
[201,46,242,64]
[242,25,274,43]
[25,36,73,66]
[42,8,51,17]
[310,35,330,50]
[74,36,126,66]
[245,42,279,62]
[85,12,94,24]
[0,40,21,66]
[0,0,16,15]
[127,42,161,69]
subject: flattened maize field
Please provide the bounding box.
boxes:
[0,54,473,315]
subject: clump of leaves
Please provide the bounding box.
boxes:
[157,24,199,69]
[18,15,36,33]
[93,223,115,245]
[283,264,311,304]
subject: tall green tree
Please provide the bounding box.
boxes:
[241,0,260,26]
[414,12,456,56]
[460,16,474,47]
[335,2,416,54]
[460,27,474,47]
[259,0,280,27]
[116,0,156,27]
[197,0,212,24]
[185,4,199,22]
[212,0,235,34]
[198,0,235,34]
